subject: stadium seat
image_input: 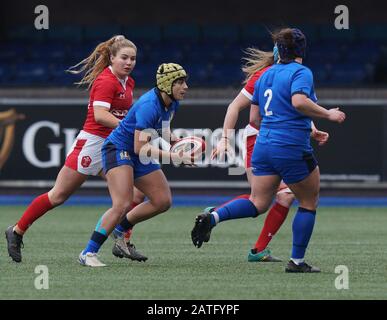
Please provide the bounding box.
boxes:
[131,63,158,88]
[145,43,185,65]
[68,44,98,65]
[46,26,83,42]
[296,24,320,42]
[307,44,342,64]
[240,24,271,43]
[307,64,330,85]
[83,25,123,41]
[12,63,50,86]
[185,63,211,87]
[0,43,26,63]
[207,63,243,87]
[319,25,357,42]
[2,23,387,87]
[345,43,380,64]
[202,24,240,43]
[163,24,201,42]
[6,25,46,42]
[122,25,162,45]
[358,24,387,42]
[49,64,79,86]
[187,43,221,63]
[29,43,68,63]
[0,64,14,84]
[329,63,367,85]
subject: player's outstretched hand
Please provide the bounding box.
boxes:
[327,108,346,123]
[311,129,329,146]
[211,138,235,160]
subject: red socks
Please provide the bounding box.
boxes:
[254,202,289,252]
[17,193,54,232]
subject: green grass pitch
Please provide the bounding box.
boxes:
[0,205,386,299]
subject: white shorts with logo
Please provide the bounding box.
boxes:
[64,130,104,176]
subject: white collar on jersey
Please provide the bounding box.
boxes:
[108,66,128,90]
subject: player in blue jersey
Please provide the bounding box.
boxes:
[79,63,191,267]
[191,28,345,272]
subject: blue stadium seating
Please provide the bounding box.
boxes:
[319,25,357,41]
[46,26,83,42]
[240,24,271,43]
[11,63,50,86]
[50,64,80,86]
[202,24,239,43]
[123,25,162,45]
[329,63,367,85]
[29,43,68,63]
[83,25,122,41]
[358,24,387,42]
[131,63,158,87]
[185,63,211,87]
[0,64,14,84]
[163,24,200,42]
[307,64,330,85]
[7,25,46,42]
[1,23,385,87]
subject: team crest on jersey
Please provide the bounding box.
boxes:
[118,92,125,99]
[120,150,130,160]
[81,156,92,168]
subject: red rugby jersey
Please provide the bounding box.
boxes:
[83,66,135,138]
[240,65,271,100]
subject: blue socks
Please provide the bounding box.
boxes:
[210,199,258,226]
[291,207,316,260]
[113,217,134,237]
[84,216,136,254]
[83,231,107,254]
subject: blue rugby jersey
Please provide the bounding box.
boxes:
[107,88,178,152]
[251,62,317,148]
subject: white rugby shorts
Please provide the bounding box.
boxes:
[65,130,104,176]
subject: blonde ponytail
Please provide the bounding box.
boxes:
[67,35,137,89]
[241,48,274,84]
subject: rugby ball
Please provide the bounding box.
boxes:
[170,136,206,157]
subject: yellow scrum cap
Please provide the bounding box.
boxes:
[156,63,187,95]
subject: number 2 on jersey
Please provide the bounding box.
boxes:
[264,89,273,116]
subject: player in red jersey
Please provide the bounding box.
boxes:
[5,35,146,263]
[194,46,329,262]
